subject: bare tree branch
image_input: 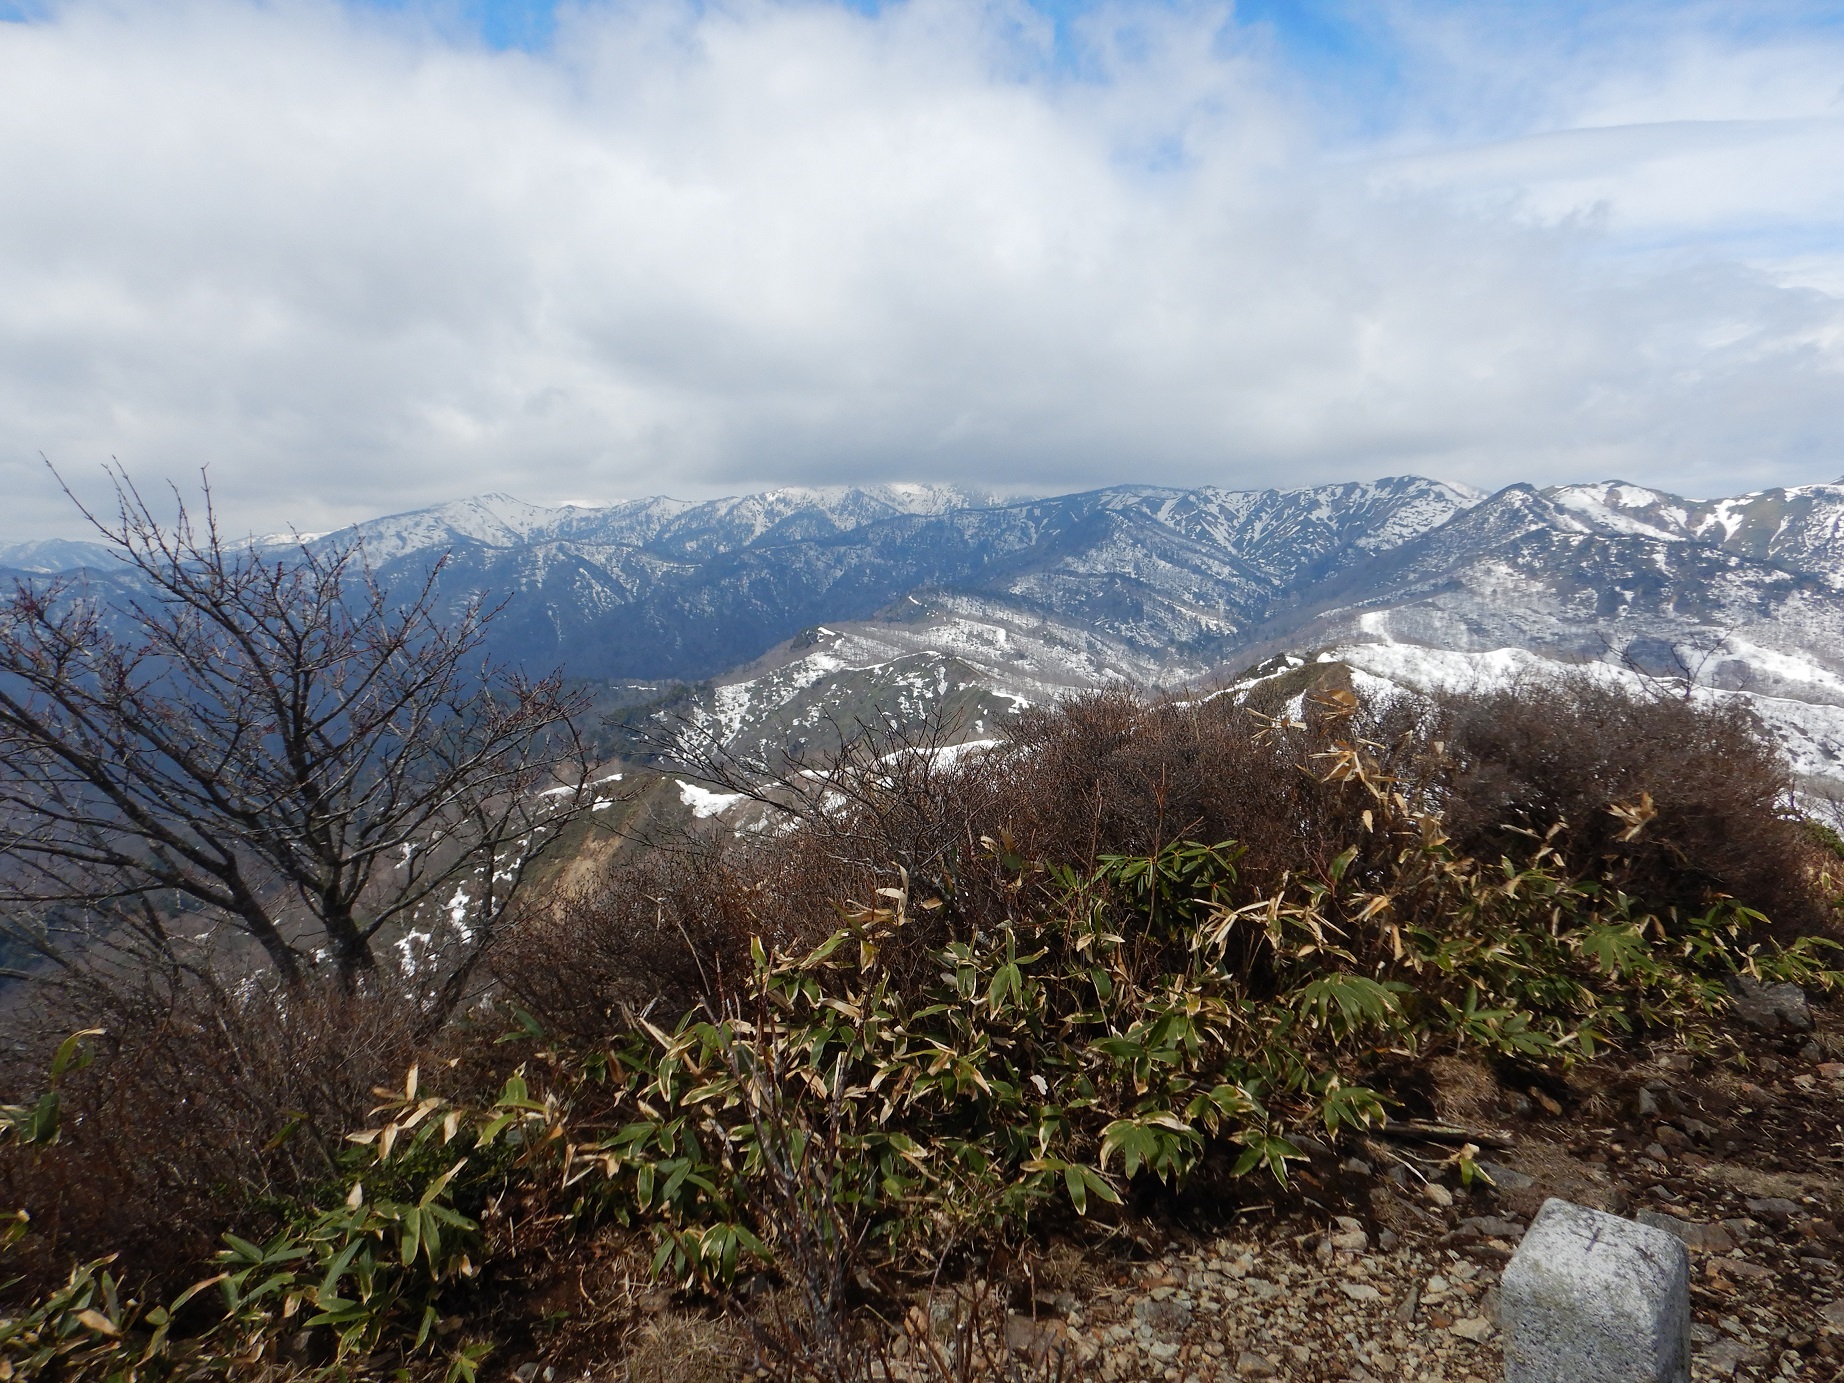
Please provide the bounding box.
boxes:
[0,467,593,1027]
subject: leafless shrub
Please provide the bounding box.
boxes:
[504,670,1829,1045]
[0,971,419,1294]
[1431,673,1821,934]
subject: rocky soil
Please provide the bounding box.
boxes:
[951,977,1844,1383]
[567,980,1844,1383]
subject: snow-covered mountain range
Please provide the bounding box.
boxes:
[9,474,1844,793]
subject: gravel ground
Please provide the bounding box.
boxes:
[1007,1221,1507,1383]
[650,992,1844,1383]
[878,1012,1844,1383]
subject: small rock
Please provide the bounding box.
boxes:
[1339,1282,1383,1302]
[513,1366,540,1383]
[1820,1298,1844,1329]
[1331,1230,1370,1253]
[1654,1125,1690,1155]
[1004,1315,1069,1361]
[1643,1143,1669,1164]
[1638,1081,1684,1117]
[1818,1061,1844,1082]
[1394,1284,1421,1322]
[1698,1337,1752,1377]
[926,1296,960,1337]
[1635,1209,1736,1254]
[1744,1197,1801,1222]
[1477,1160,1536,1192]
[1459,1215,1525,1240]
[1714,1257,1776,1282]
[1424,1182,1455,1209]
[1235,1351,1278,1378]
[1727,975,1814,1033]
[1450,1317,1494,1343]
[1132,1298,1193,1337]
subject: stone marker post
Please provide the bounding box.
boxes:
[1500,1197,1690,1383]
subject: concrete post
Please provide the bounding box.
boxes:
[1500,1197,1690,1383]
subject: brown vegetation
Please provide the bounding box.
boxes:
[0,977,420,1295]
[504,672,1831,1045]
[2,667,1840,1380]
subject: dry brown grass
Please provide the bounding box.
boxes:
[1424,1057,1502,1124]
[620,1314,746,1383]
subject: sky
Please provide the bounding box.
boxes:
[2,0,1843,537]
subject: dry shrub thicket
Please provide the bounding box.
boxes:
[0,972,420,1296]
[503,673,1820,1043]
[1,670,1840,1380]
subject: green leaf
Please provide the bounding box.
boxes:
[1063,1163,1121,1215]
[25,1091,59,1145]
[401,1206,424,1267]
[1294,974,1406,1037]
[1328,846,1359,883]
[48,1028,103,1083]
[1098,1119,1160,1178]
[1231,1131,1302,1184]
[318,1239,363,1299]
[1578,923,1649,978]
[988,962,1022,1013]
[418,1157,469,1208]
[220,1233,266,1264]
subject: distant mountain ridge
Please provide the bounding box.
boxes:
[210,475,1477,685]
[326,482,1009,565]
[1230,479,1844,792]
[10,473,1844,790]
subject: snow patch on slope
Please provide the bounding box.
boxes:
[678,782,747,819]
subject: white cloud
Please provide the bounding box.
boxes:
[1,0,1842,537]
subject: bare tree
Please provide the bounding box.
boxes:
[0,472,592,1025]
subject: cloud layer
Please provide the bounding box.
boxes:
[2,0,1842,535]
